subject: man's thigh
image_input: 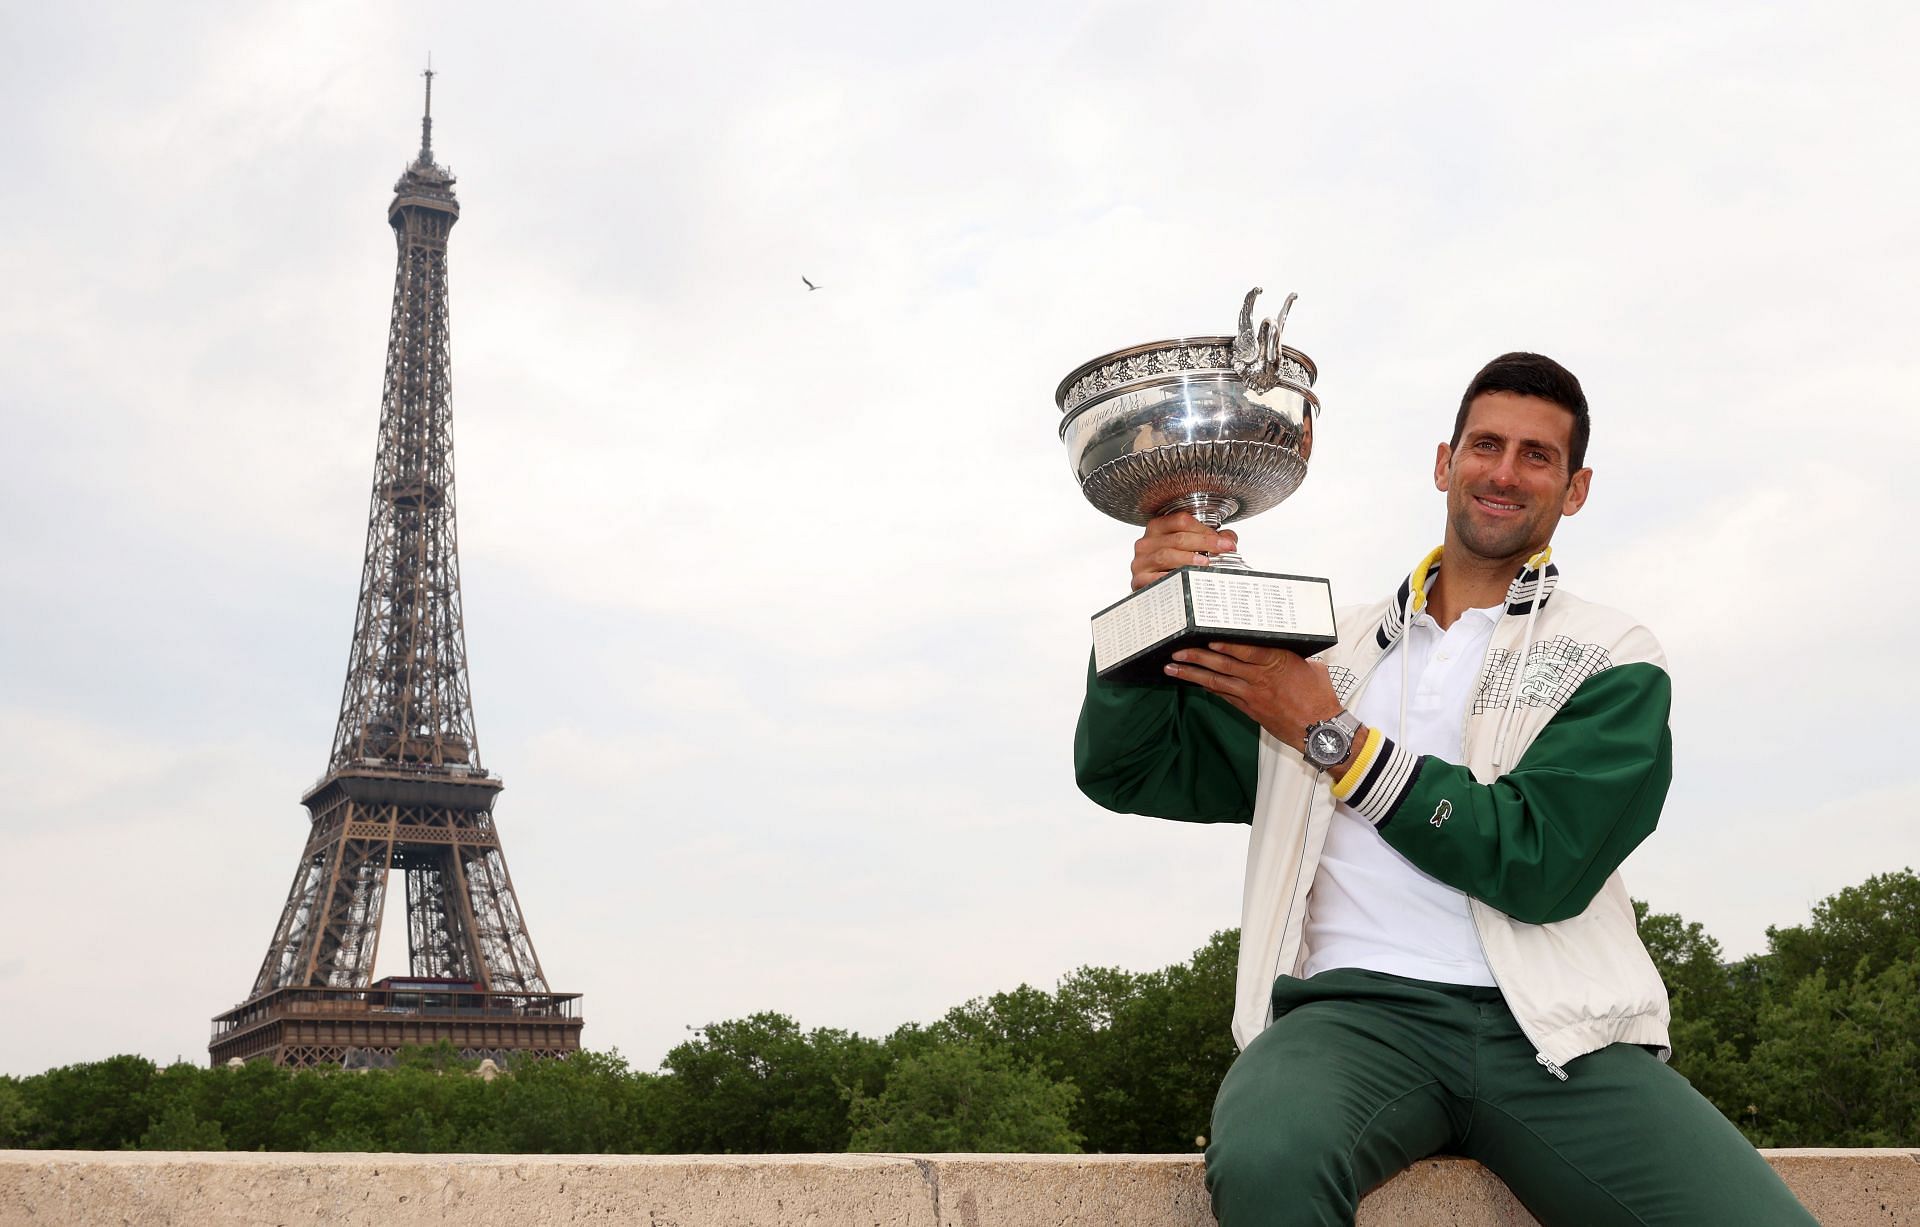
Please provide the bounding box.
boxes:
[1464,1039,1816,1227]
[1206,973,1472,1227]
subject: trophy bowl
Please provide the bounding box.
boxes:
[1056,325,1318,531]
[1057,288,1334,682]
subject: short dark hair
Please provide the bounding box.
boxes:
[1450,352,1590,472]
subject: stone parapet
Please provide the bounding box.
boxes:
[1,1148,1915,1225]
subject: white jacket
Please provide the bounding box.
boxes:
[1233,555,1674,1074]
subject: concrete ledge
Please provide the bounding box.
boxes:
[1,1148,1914,1225]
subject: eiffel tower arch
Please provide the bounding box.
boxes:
[211,73,583,1069]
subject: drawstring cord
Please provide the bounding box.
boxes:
[1490,549,1552,773]
[1399,548,1443,740]
[1398,608,1412,741]
[1386,546,1549,768]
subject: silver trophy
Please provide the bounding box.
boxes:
[1057,287,1336,683]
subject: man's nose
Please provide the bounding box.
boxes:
[1489,448,1522,486]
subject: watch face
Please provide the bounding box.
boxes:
[1309,727,1347,764]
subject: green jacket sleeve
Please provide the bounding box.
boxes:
[1364,661,1672,924]
[1073,656,1259,823]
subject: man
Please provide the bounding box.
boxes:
[1075,354,1812,1225]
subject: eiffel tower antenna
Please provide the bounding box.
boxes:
[212,76,583,1069]
[419,57,435,163]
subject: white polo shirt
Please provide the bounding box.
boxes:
[1300,602,1503,987]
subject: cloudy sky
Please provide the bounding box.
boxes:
[1,1,1915,1077]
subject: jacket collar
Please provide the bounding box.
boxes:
[1374,546,1559,649]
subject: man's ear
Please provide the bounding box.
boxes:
[1433,442,1452,492]
[1562,467,1592,517]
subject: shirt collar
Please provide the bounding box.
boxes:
[1376,547,1559,649]
[1416,601,1502,627]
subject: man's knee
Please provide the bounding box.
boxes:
[1206,1087,1361,1223]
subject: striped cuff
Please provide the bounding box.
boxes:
[1330,727,1383,798]
[1331,731,1422,826]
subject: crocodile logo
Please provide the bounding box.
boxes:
[1429,799,1453,829]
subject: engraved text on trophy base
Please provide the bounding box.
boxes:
[1091,568,1337,680]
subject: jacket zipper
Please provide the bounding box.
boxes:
[1466,897,1567,1080]
[1459,626,1568,1082]
[1268,648,1396,1009]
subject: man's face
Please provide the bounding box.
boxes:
[1435,392,1591,566]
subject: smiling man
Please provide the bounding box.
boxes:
[1075,354,1813,1226]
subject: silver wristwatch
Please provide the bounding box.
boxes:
[1302,710,1362,771]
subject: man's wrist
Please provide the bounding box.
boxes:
[1329,725,1383,798]
[1326,727,1363,780]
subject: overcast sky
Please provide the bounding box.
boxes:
[1,1,1915,1077]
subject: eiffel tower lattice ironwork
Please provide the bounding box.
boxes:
[211,72,583,1069]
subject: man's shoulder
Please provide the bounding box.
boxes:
[1328,597,1394,657]
[1316,598,1395,698]
[1544,588,1666,669]
[1333,595,1394,634]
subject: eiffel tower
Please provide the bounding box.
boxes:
[211,72,583,1068]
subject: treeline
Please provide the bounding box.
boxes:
[2,871,1913,1153]
[1635,868,1917,1146]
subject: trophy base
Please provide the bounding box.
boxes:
[1092,566,1337,685]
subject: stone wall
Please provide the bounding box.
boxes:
[2,1149,1915,1225]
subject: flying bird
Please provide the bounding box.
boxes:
[802,276,822,291]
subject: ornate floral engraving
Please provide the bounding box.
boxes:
[1060,343,1244,414]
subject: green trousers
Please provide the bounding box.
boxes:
[1205,969,1815,1226]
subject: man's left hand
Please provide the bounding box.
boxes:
[1165,642,1343,755]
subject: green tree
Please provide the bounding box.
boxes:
[133,1062,224,1151]
[846,1041,1081,1153]
[1766,869,1920,984]
[1742,957,1920,1147]
[489,1049,649,1153]
[308,1066,392,1151]
[207,1061,331,1152]
[0,1076,34,1147]
[1097,929,1239,1152]
[931,982,1083,1080]
[933,984,1083,1077]
[1636,873,1920,1147]
[649,1013,889,1153]
[380,1065,496,1152]
[924,931,1238,1153]
[1634,901,1755,1117]
[11,871,1914,1156]
[18,1055,157,1149]
[138,1101,226,1151]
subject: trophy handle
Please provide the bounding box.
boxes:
[1262,291,1297,374]
[1233,287,1300,395]
[1232,288,1265,385]
[1159,492,1249,571]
